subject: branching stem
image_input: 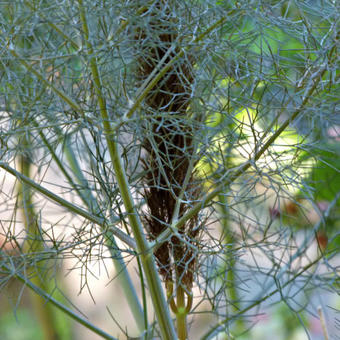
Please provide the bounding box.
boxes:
[77,1,177,338]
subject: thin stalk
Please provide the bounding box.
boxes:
[107,136,177,339]
[176,285,188,340]
[217,193,244,333]
[18,133,61,340]
[318,306,329,340]
[0,162,136,250]
[32,120,90,206]
[60,134,145,332]
[136,256,149,339]
[77,2,176,338]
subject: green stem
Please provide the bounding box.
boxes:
[110,141,177,340]
[176,285,188,340]
[77,2,176,338]
[217,193,244,333]
[18,133,61,340]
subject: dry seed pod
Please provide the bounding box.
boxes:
[137,2,202,288]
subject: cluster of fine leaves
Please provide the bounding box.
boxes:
[0,1,339,339]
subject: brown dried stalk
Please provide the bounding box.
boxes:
[137,2,202,291]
